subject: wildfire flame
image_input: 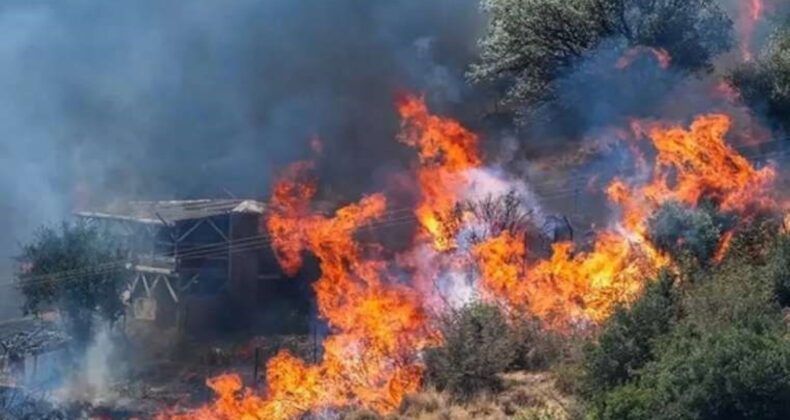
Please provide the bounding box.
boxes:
[737,0,766,61]
[162,96,784,419]
[397,95,482,251]
[474,113,776,328]
[165,162,435,419]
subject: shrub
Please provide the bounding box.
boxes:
[509,317,564,371]
[767,234,790,307]
[647,201,729,266]
[425,302,516,398]
[593,328,790,420]
[584,271,677,392]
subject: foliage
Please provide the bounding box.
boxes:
[767,233,790,307]
[584,271,677,392]
[682,254,783,334]
[729,20,790,133]
[508,316,564,371]
[470,0,732,119]
[16,221,127,345]
[593,328,790,420]
[424,302,517,398]
[647,201,730,265]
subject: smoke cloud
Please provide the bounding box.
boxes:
[0,0,483,317]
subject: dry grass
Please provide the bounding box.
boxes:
[342,371,581,420]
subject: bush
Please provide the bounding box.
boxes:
[647,201,730,266]
[593,328,790,420]
[767,234,790,307]
[584,272,677,392]
[509,317,564,372]
[425,302,516,398]
[729,20,790,133]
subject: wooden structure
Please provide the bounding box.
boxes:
[75,199,304,335]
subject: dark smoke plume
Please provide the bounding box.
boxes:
[0,0,483,318]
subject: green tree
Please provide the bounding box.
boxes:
[647,201,733,266]
[594,328,790,420]
[424,302,516,398]
[16,221,127,345]
[729,20,790,133]
[584,271,678,392]
[470,0,732,119]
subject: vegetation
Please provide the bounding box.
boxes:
[729,19,790,134]
[417,212,790,419]
[470,0,732,120]
[587,219,790,419]
[16,222,127,345]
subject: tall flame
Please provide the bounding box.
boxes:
[162,96,784,418]
[737,0,765,61]
[474,114,776,328]
[165,162,435,419]
[397,95,482,251]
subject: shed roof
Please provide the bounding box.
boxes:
[75,199,266,225]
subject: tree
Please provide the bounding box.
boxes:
[584,271,677,393]
[16,222,127,345]
[469,0,732,120]
[646,201,732,266]
[594,328,790,420]
[729,19,790,134]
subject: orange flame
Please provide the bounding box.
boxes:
[474,114,776,327]
[397,95,482,251]
[162,97,784,418]
[166,162,436,419]
[616,46,671,70]
[738,0,765,61]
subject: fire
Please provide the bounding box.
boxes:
[166,162,435,419]
[616,46,671,70]
[473,114,776,327]
[397,95,482,251]
[610,114,776,235]
[737,0,765,61]
[162,95,784,418]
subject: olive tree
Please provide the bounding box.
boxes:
[470,0,732,120]
[16,221,127,345]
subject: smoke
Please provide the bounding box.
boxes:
[0,0,483,318]
[53,322,122,405]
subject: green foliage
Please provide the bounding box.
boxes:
[683,255,783,334]
[588,226,790,419]
[768,234,790,307]
[584,271,677,392]
[470,0,732,118]
[593,329,790,420]
[508,316,564,371]
[647,201,730,266]
[425,302,516,398]
[729,20,790,133]
[16,221,127,345]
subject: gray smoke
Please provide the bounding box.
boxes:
[0,0,483,318]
